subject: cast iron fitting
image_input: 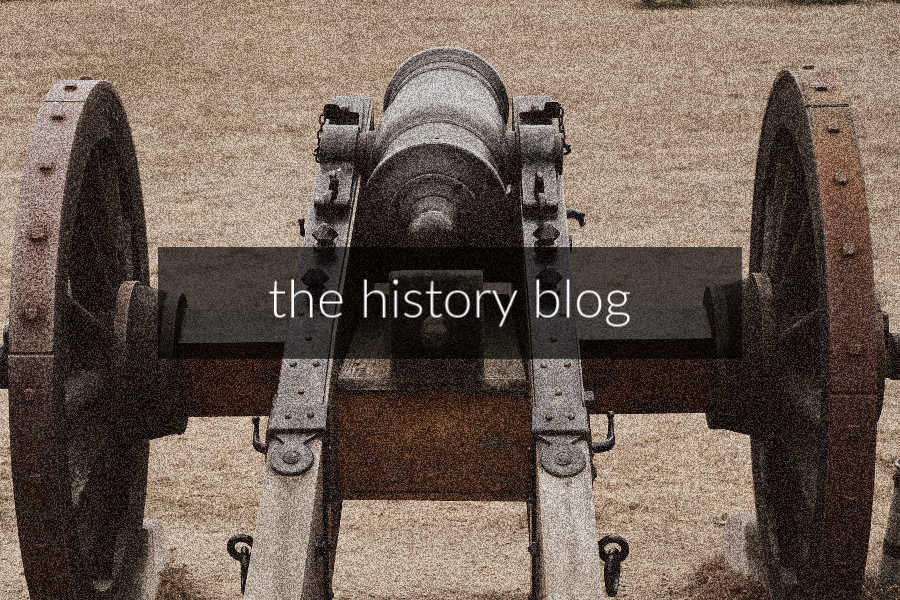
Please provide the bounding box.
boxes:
[364,47,511,246]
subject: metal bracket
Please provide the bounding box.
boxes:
[266,96,372,479]
[514,96,591,478]
[269,432,319,476]
[538,435,587,478]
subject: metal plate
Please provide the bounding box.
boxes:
[9,80,151,599]
[748,66,880,598]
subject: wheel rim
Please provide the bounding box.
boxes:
[8,79,150,599]
[748,67,880,598]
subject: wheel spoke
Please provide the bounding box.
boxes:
[777,308,823,344]
[65,370,116,506]
[63,286,116,352]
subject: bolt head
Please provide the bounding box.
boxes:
[533,223,560,245]
[281,450,301,465]
[311,222,338,245]
[554,450,572,466]
[301,267,329,289]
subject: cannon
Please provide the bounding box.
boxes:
[2,47,898,600]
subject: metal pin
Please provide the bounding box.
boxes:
[834,172,848,185]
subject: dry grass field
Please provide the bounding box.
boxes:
[1,0,899,598]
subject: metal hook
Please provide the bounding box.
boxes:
[591,411,615,453]
[598,535,629,596]
[227,534,254,594]
[251,417,267,454]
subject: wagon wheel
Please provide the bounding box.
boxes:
[7,80,154,599]
[746,67,882,598]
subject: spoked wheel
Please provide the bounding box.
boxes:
[746,67,883,598]
[8,80,161,599]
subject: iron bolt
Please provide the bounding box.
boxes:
[827,124,841,134]
[312,222,338,246]
[27,223,46,241]
[23,303,40,321]
[301,267,329,289]
[281,450,301,465]
[841,243,857,257]
[533,223,559,245]
[554,450,572,467]
[834,172,849,185]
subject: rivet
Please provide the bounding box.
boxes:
[306,411,315,419]
[554,390,562,396]
[826,124,841,134]
[567,413,575,420]
[63,84,77,92]
[539,362,547,368]
[27,222,46,241]
[549,336,557,343]
[564,361,572,368]
[23,303,40,321]
[304,334,312,341]
[50,111,65,122]
[284,413,292,420]
[38,162,54,174]
[840,242,856,257]
[544,413,553,421]
[297,389,305,395]
[312,360,320,367]
[801,64,815,70]
[813,84,828,92]
[289,361,297,367]
[834,172,848,185]
[281,450,301,465]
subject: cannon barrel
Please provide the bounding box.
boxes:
[362,47,511,246]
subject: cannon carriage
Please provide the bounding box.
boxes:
[2,48,898,599]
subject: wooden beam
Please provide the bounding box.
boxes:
[244,438,325,600]
[533,437,605,600]
[580,358,719,414]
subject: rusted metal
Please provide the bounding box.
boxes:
[742,66,880,599]
[9,80,152,599]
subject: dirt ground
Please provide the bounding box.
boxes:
[1,0,899,598]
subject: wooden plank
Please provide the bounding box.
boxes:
[580,358,715,413]
[244,439,325,600]
[181,358,279,416]
[336,390,531,500]
[533,438,604,600]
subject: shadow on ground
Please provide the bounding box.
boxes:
[157,564,220,600]
[667,557,767,599]
[671,557,898,600]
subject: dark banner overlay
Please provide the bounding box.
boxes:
[159,247,741,359]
